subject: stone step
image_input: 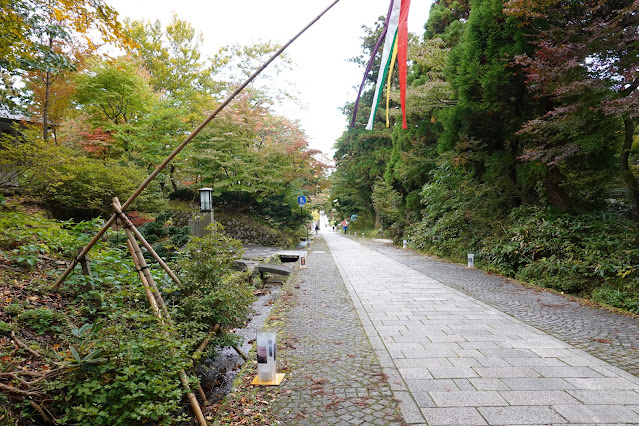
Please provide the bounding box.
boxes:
[255,263,292,276]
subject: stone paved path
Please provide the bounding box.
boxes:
[324,231,639,425]
[270,236,405,425]
[354,236,639,378]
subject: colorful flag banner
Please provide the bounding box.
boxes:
[351,0,411,130]
[350,0,395,127]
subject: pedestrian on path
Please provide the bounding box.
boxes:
[341,219,348,234]
[315,221,320,234]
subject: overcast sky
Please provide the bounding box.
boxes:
[106,0,433,156]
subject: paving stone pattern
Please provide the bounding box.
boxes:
[269,236,405,425]
[354,237,639,377]
[325,232,639,425]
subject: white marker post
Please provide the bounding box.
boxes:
[252,332,284,386]
[467,253,475,268]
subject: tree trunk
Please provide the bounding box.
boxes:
[544,167,573,210]
[43,33,53,143]
[43,70,50,143]
[621,117,639,221]
[169,164,179,192]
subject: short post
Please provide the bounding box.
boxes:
[467,253,475,268]
[252,331,284,386]
[403,240,407,249]
[77,247,92,277]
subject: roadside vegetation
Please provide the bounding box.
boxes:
[331,0,639,313]
[0,0,327,423]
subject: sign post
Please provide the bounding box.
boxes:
[298,195,309,250]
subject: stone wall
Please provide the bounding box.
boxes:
[189,211,295,248]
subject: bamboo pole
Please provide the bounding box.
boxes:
[126,236,209,407]
[52,0,343,289]
[126,239,162,319]
[117,200,206,426]
[114,203,183,287]
[114,199,172,321]
[193,324,221,360]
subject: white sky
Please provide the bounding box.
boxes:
[106,0,433,156]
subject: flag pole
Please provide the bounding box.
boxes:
[53,0,343,288]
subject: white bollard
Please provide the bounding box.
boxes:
[403,240,407,249]
[256,332,277,382]
[467,253,475,268]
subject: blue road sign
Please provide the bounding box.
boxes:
[297,195,307,206]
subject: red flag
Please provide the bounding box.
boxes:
[398,0,411,129]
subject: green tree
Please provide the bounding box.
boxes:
[505,0,639,219]
[187,92,327,223]
[73,56,156,156]
[437,0,537,210]
[126,14,218,117]
[1,0,129,139]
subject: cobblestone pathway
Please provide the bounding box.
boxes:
[325,231,639,425]
[354,237,639,377]
[269,236,405,425]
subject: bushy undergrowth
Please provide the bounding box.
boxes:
[481,207,639,304]
[170,222,255,349]
[409,199,639,312]
[0,205,255,424]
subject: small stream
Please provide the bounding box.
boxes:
[196,281,283,402]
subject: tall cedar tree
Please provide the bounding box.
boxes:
[441,0,540,209]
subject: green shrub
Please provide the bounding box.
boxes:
[408,159,508,260]
[0,320,13,335]
[478,207,639,296]
[173,223,254,349]
[592,286,639,313]
[4,303,23,316]
[18,308,65,335]
[27,149,166,214]
[52,319,192,425]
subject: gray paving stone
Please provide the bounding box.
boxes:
[406,379,459,392]
[565,377,639,390]
[473,367,540,378]
[532,366,604,378]
[398,368,434,380]
[468,378,510,391]
[477,357,513,367]
[453,379,477,391]
[478,406,568,424]
[353,238,639,378]
[394,390,427,423]
[479,348,539,358]
[428,366,479,379]
[394,358,453,369]
[449,357,481,367]
[500,377,575,390]
[499,390,582,405]
[420,407,488,425]
[505,357,568,367]
[553,404,639,424]
[566,389,639,404]
[429,390,508,407]
[320,233,639,426]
